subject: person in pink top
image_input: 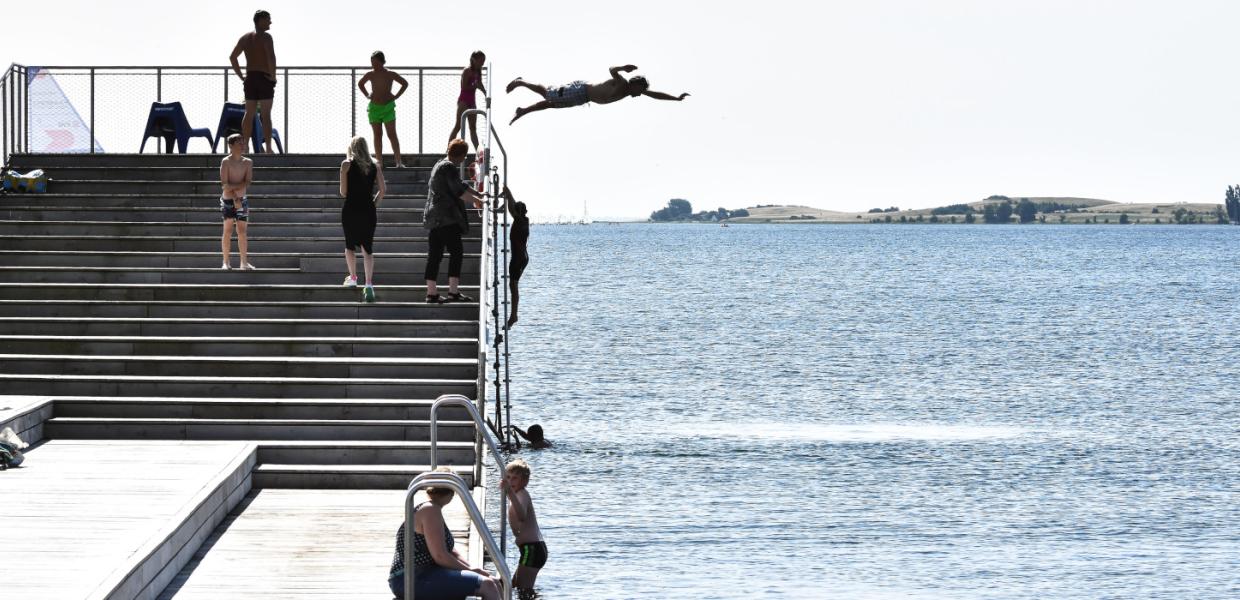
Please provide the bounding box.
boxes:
[450,51,487,150]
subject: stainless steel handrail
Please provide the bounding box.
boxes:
[403,472,512,600]
[429,393,508,558]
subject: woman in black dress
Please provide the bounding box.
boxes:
[337,138,384,302]
[338,136,386,302]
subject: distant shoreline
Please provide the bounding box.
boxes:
[642,198,1235,226]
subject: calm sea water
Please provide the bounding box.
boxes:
[485,224,1239,599]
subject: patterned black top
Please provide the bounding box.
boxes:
[390,504,455,577]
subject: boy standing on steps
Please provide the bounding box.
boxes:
[219,134,255,270]
[358,51,409,168]
[504,459,548,599]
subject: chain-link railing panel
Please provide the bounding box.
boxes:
[30,69,94,153]
[424,71,466,152]
[94,72,158,153]
[283,70,352,153]
[160,70,228,152]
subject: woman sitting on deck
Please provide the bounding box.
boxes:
[388,466,502,599]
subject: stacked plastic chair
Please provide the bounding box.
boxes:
[212,102,284,153]
[139,102,214,154]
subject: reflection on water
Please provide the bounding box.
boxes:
[483,225,1240,600]
[693,422,1028,442]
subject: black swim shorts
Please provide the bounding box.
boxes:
[244,72,276,101]
[518,541,548,569]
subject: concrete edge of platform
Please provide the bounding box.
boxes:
[93,443,257,600]
[0,395,54,445]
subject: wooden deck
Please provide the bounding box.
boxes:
[158,489,480,599]
[4,439,254,600]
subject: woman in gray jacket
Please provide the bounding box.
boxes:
[424,139,485,303]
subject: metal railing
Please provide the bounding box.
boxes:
[457,66,515,450]
[429,393,508,558]
[1,63,480,158]
[2,64,29,166]
[403,471,512,600]
[484,123,515,446]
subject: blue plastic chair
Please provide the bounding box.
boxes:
[212,102,284,153]
[139,102,214,154]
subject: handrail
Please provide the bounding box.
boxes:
[28,65,468,71]
[429,394,508,557]
[404,472,512,600]
[8,63,479,154]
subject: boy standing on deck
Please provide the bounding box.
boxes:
[229,9,277,153]
[358,51,409,168]
[504,459,547,599]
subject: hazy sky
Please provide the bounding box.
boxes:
[5,1,1240,220]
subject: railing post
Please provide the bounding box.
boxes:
[224,67,229,103]
[2,75,8,164]
[417,69,424,153]
[350,68,356,139]
[283,67,289,152]
[89,68,95,153]
[23,66,30,154]
[156,67,162,102]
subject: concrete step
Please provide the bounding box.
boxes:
[252,463,475,489]
[0,317,477,337]
[45,180,430,195]
[9,153,457,169]
[0,266,481,285]
[51,397,476,421]
[0,354,479,379]
[256,442,477,466]
[0,300,480,320]
[0,283,481,303]
[0,235,482,253]
[43,416,479,441]
[0,335,476,358]
[32,166,430,182]
[0,220,479,237]
[0,250,480,270]
[0,374,476,399]
[0,207,431,224]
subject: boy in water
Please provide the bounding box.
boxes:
[229,10,277,153]
[501,186,529,329]
[358,51,409,168]
[506,64,689,125]
[219,134,255,270]
[504,459,547,599]
[511,424,551,450]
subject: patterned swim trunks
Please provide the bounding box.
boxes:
[221,197,250,221]
[546,81,589,108]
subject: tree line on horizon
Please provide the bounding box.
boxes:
[649,199,749,222]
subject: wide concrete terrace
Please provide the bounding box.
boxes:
[1,150,496,599]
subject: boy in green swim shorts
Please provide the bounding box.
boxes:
[358,51,409,168]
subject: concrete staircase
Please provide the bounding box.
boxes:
[1,152,486,490]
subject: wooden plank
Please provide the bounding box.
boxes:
[159,489,476,599]
[2,440,253,598]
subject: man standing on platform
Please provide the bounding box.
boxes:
[229,9,277,153]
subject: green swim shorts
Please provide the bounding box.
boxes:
[367,100,396,124]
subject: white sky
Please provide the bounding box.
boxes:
[5,0,1240,220]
